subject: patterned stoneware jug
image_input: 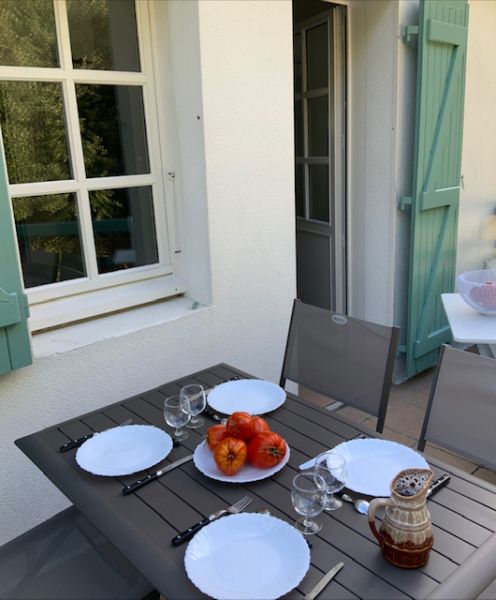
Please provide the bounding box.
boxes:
[367,468,434,569]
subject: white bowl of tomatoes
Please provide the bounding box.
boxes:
[193,412,289,483]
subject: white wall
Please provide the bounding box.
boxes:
[0,0,296,545]
[457,0,496,275]
[348,0,399,326]
[393,0,418,351]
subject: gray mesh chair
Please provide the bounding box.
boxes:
[280,300,400,432]
[418,345,496,470]
[0,506,154,600]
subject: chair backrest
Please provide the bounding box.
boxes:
[418,345,496,470]
[280,300,400,432]
[0,506,153,600]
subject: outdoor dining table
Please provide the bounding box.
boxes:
[15,363,496,599]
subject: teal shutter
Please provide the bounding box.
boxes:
[405,0,469,378]
[0,150,32,375]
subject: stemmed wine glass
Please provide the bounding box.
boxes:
[291,472,325,535]
[163,395,190,441]
[180,384,206,428]
[314,452,347,511]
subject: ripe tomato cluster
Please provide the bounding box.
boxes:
[206,412,287,476]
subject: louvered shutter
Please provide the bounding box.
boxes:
[0,147,32,376]
[405,0,469,378]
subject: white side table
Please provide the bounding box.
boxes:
[441,293,496,357]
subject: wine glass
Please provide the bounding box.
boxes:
[291,472,325,535]
[314,452,347,511]
[180,384,206,428]
[164,395,190,441]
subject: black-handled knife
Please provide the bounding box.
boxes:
[204,408,224,423]
[59,418,133,452]
[122,454,193,495]
[59,433,94,452]
[172,517,211,546]
[427,473,450,497]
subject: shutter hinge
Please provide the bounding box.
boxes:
[397,344,407,356]
[0,287,24,327]
[402,25,418,43]
[398,196,412,210]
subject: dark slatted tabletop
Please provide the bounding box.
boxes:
[16,364,496,599]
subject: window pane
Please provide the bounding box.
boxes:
[77,84,149,178]
[309,164,329,222]
[308,95,328,157]
[294,33,302,94]
[12,194,85,288]
[0,82,72,184]
[295,164,305,218]
[89,186,158,274]
[306,23,328,90]
[0,0,58,68]
[295,100,303,157]
[68,0,140,72]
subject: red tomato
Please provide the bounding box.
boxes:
[226,412,254,441]
[206,424,227,451]
[214,437,247,475]
[251,415,270,435]
[247,432,287,469]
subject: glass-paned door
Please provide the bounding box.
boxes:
[294,2,346,312]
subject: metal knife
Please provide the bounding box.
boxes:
[122,454,193,495]
[304,562,344,600]
[59,418,132,452]
[427,473,450,497]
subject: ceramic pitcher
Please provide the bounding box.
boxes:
[367,468,434,569]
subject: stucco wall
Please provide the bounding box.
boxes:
[457,0,496,274]
[393,0,418,355]
[348,0,398,326]
[0,0,295,545]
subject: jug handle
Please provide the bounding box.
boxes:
[368,497,393,544]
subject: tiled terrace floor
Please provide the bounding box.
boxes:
[302,368,496,485]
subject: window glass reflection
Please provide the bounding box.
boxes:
[0,0,58,68]
[0,81,72,184]
[68,0,140,71]
[306,23,328,90]
[13,194,85,288]
[77,84,149,178]
[308,95,328,157]
[295,164,305,218]
[309,164,329,222]
[89,186,158,274]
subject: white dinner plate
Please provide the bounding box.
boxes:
[75,424,173,476]
[330,438,429,497]
[193,440,290,483]
[184,512,310,599]
[207,379,286,415]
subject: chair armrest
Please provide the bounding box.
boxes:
[427,532,496,600]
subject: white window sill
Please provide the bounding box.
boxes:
[31,295,206,358]
[29,275,186,332]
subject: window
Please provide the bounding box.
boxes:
[0,0,180,330]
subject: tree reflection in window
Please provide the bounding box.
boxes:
[0,0,159,289]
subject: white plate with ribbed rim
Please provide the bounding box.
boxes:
[193,440,290,483]
[207,379,286,415]
[329,438,429,497]
[75,425,173,476]
[184,513,310,600]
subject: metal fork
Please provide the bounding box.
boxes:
[171,495,252,546]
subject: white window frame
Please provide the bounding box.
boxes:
[0,0,183,331]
